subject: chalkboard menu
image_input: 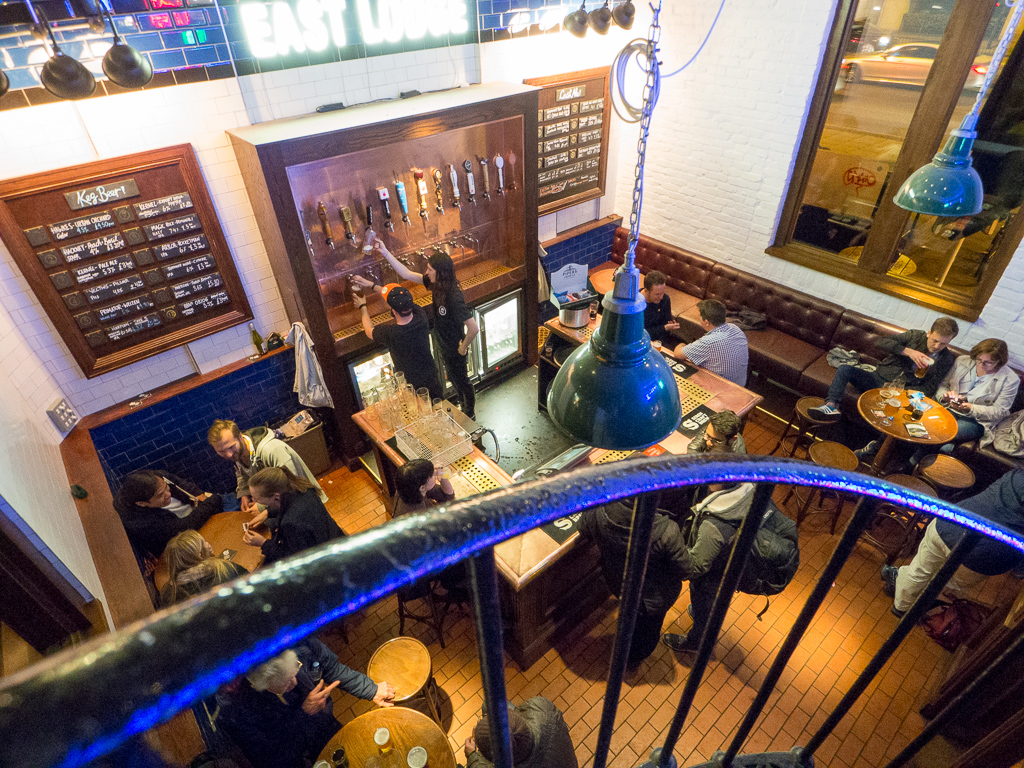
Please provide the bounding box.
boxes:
[0,145,253,378]
[524,67,611,215]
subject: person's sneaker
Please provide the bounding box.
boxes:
[687,603,694,619]
[855,440,881,461]
[880,564,898,597]
[661,632,699,653]
[891,605,907,618]
[808,402,841,420]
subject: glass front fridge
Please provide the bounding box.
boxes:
[347,350,395,410]
[476,288,523,376]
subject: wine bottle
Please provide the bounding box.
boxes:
[249,322,265,356]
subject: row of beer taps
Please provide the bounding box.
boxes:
[313,154,516,254]
[344,234,481,299]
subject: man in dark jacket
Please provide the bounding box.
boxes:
[465,697,578,768]
[114,470,222,562]
[809,316,959,420]
[217,637,396,768]
[883,469,1024,617]
[579,500,692,665]
[662,482,757,653]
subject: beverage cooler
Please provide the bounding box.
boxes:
[347,287,524,409]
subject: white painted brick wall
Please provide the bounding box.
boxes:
[609,0,1024,362]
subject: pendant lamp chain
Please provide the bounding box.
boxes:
[624,3,662,278]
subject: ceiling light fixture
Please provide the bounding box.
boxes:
[0,69,9,99]
[547,3,681,449]
[99,0,153,88]
[24,0,97,100]
[893,0,1023,216]
[612,0,636,30]
[564,1,589,37]
[589,0,613,34]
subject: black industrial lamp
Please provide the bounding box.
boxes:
[0,70,9,99]
[589,1,613,34]
[99,1,153,88]
[612,0,636,30]
[547,10,681,450]
[564,2,589,37]
[24,0,97,100]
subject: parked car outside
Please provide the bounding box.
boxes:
[843,43,990,90]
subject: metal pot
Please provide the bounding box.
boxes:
[559,306,590,328]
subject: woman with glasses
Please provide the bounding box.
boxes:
[915,339,1019,463]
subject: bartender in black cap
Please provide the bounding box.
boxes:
[356,282,443,400]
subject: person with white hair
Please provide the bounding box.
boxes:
[217,637,396,768]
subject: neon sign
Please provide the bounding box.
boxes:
[240,0,471,58]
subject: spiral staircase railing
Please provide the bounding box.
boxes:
[2,454,1023,768]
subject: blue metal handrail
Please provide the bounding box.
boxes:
[1,455,1021,768]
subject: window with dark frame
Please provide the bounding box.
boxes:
[768,0,1021,322]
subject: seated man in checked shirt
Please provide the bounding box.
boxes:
[673,299,749,386]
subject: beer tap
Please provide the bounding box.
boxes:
[413,169,429,221]
[448,164,462,210]
[494,154,505,196]
[362,205,376,254]
[377,187,394,231]
[339,206,356,243]
[431,168,445,215]
[346,274,362,301]
[507,152,518,191]
[463,160,476,205]
[394,181,411,226]
[316,201,334,249]
[479,157,491,199]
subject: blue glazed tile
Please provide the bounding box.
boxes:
[477,0,491,11]
[124,32,166,52]
[150,49,187,69]
[221,22,246,42]
[215,43,231,60]
[3,67,40,89]
[184,44,219,64]
[492,0,510,11]
[198,25,226,44]
[162,29,195,47]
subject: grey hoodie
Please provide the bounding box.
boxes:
[684,483,756,579]
[236,426,327,503]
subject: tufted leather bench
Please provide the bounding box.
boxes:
[608,228,712,320]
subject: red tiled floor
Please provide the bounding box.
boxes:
[314,401,1016,768]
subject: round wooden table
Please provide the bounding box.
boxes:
[589,268,616,295]
[319,707,456,768]
[856,388,957,474]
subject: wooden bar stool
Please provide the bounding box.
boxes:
[769,397,834,459]
[367,636,444,727]
[914,454,975,501]
[397,579,450,649]
[860,474,936,564]
[784,441,860,533]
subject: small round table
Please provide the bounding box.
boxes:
[589,268,617,296]
[367,636,441,725]
[319,707,457,768]
[856,389,957,474]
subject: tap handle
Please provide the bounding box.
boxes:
[316,201,334,249]
[340,206,355,241]
[479,157,490,198]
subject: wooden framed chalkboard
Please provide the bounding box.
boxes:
[0,145,252,378]
[524,67,611,216]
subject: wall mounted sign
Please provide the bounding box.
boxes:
[240,0,473,59]
[0,145,253,378]
[524,67,612,215]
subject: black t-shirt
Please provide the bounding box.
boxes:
[424,278,472,353]
[373,306,441,391]
[644,293,673,343]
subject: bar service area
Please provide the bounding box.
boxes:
[6,1,1024,767]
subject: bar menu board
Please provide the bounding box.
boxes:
[0,145,253,378]
[524,68,612,215]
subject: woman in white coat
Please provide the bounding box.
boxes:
[917,339,1019,462]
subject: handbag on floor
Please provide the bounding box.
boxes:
[919,599,991,652]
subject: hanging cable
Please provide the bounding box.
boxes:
[610,0,725,123]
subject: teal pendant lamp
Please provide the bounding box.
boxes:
[893,0,1023,216]
[547,6,682,450]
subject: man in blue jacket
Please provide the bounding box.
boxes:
[217,637,395,768]
[882,469,1024,617]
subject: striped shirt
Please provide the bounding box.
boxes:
[681,323,749,386]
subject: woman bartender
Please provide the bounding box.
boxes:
[355,242,480,419]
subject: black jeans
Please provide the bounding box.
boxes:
[440,346,476,418]
[630,604,670,664]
